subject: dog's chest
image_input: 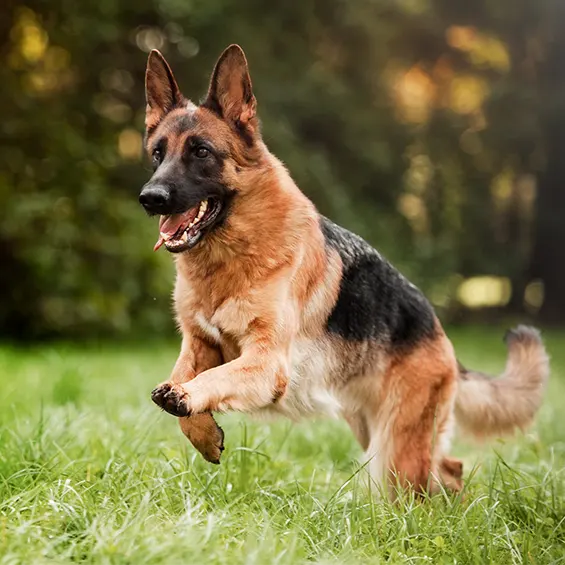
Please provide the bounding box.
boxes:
[194,312,341,419]
[195,312,222,343]
[195,311,240,361]
[271,338,342,420]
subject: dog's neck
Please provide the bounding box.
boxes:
[175,145,318,288]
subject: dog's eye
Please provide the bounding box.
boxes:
[152,148,163,167]
[194,146,210,159]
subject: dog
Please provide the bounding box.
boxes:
[139,44,549,496]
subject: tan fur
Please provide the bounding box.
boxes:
[168,332,224,463]
[455,326,549,438]
[145,51,183,131]
[207,46,257,127]
[167,166,331,415]
[145,46,549,498]
[344,328,460,496]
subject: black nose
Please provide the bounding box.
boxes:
[139,185,171,213]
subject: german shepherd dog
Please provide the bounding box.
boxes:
[139,45,549,496]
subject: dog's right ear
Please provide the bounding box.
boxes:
[145,50,183,133]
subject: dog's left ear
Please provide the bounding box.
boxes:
[145,50,184,132]
[203,44,257,130]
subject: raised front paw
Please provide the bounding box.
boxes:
[151,382,191,417]
[179,413,225,464]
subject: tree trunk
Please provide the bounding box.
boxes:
[530,17,565,324]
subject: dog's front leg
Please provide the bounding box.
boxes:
[154,345,289,417]
[152,333,225,464]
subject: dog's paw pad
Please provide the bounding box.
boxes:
[151,383,191,417]
[151,382,172,405]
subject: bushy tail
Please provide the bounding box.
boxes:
[454,325,549,438]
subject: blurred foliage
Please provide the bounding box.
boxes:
[0,0,563,339]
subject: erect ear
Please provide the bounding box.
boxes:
[145,50,184,132]
[203,44,257,129]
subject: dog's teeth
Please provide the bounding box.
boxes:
[160,231,170,241]
[186,201,207,231]
[197,201,207,220]
[181,231,188,242]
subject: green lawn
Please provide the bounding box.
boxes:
[1,327,564,564]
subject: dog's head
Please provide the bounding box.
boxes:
[139,45,262,252]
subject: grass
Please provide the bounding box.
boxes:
[1,326,565,565]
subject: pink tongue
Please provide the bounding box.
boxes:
[160,213,192,236]
[153,206,200,251]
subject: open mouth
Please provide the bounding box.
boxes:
[154,197,223,252]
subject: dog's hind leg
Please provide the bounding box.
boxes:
[363,334,461,497]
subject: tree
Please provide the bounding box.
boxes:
[530,0,565,323]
